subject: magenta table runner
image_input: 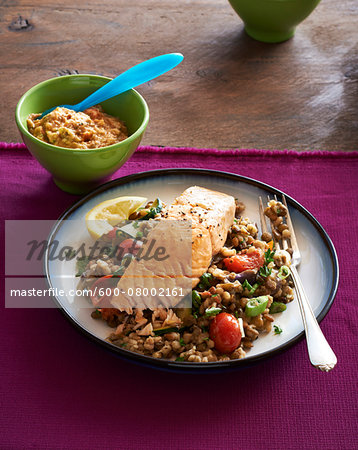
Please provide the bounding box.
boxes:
[1,144,357,450]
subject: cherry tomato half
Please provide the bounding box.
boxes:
[117,239,142,258]
[223,248,264,273]
[209,312,242,354]
[106,228,118,240]
[90,275,118,308]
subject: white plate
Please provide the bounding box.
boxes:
[45,169,339,371]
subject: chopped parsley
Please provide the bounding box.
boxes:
[264,248,275,264]
[242,279,259,295]
[140,198,163,220]
[75,256,90,277]
[249,283,259,295]
[176,356,185,361]
[259,265,272,278]
[179,338,185,346]
[274,325,283,335]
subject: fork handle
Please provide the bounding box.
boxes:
[290,266,337,371]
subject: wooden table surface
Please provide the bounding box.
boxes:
[1,0,357,151]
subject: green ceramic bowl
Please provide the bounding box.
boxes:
[15,74,149,194]
[228,0,321,43]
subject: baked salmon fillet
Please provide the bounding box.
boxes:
[111,186,236,311]
[111,220,192,312]
[173,186,236,255]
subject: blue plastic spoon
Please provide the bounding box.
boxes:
[39,53,183,119]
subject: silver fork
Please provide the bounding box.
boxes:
[259,194,337,372]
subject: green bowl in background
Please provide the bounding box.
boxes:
[228,0,321,43]
[15,74,149,194]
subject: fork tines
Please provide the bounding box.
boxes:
[258,195,277,249]
[281,195,299,254]
[258,194,293,253]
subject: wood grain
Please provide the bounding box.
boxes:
[1,0,357,150]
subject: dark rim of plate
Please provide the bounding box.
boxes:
[44,168,339,372]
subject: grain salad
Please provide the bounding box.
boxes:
[77,188,295,362]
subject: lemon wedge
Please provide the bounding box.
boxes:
[85,196,147,239]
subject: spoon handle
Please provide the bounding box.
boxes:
[75,53,183,112]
